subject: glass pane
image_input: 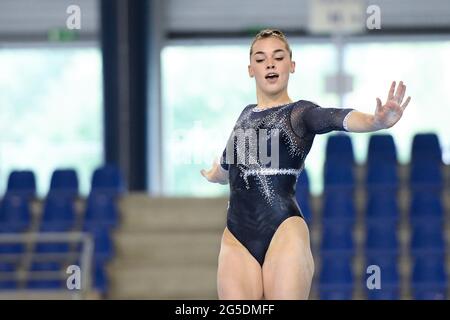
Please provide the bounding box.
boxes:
[344,40,450,164]
[0,47,103,196]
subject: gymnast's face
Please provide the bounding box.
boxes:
[248,37,295,97]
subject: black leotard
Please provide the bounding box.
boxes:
[219,99,355,266]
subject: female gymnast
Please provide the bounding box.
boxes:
[200,29,411,300]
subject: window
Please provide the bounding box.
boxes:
[0,47,103,196]
[343,39,450,164]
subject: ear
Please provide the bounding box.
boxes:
[248,64,254,78]
[290,60,296,74]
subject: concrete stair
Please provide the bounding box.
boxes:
[108,194,227,299]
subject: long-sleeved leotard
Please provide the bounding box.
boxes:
[219,99,355,266]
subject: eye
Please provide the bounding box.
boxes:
[275,57,284,61]
[256,59,264,63]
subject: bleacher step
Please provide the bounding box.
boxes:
[112,231,222,265]
[118,194,227,231]
[109,265,217,299]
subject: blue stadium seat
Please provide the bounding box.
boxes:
[0,276,18,290]
[84,193,119,229]
[94,262,108,294]
[0,262,19,289]
[410,191,444,224]
[365,192,399,223]
[0,262,16,272]
[49,169,79,197]
[69,259,108,295]
[320,223,354,256]
[365,221,399,255]
[410,162,443,193]
[82,226,114,263]
[6,170,36,199]
[30,261,62,272]
[325,134,355,164]
[411,133,442,165]
[414,289,447,300]
[40,194,76,231]
[366,163,398,193]
[411,221,445,255]
[367,134,397,166]
[91,164,125,196]
[34,240,71,255]
[295,170,312,223]
[0,239,25,257]
[0,194,31,232]
[412,255,447,300]
[296,169,310,192]
[324,161,355,191]
[364,255,400,300]
[319,256,354,300]
[26,279,64,289]
[296,191,312,224]
[322,192,356,225]
[367,287,400,300]
[363,236,400,300]
[365,255,399,284]
[35,195,76,254]
[319,288,353,300]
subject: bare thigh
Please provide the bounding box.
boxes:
[217,227,264,300]
[262,216,315,300]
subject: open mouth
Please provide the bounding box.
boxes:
[265,72,279,80]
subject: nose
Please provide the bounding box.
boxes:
[266,58,275,69]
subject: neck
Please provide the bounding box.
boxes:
[256,90,292,109]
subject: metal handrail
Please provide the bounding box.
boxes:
[0,232,94,299]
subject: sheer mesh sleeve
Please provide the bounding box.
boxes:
[290,101,355,136]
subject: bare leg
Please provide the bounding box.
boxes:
[217,227,264,300]
[262,216,314,300]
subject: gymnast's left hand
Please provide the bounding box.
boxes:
[373,81,411,129]
[200,157,229,185]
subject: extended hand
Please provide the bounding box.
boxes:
[200,157,229,185]
[374,81,411,129]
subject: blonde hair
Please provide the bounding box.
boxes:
[249,28,292,59]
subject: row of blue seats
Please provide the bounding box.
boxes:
[320,220,446,255]
[327,133,443,166]
[323,161,444,193]
[0,260,108,293]
[4,164,124,199]
[0,193,119,232]
[296,184,446,225]
[0,164,124,295]
[0,194,117,294]
[318,254,447,300]
[324,133,445,192]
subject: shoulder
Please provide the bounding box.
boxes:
[243,103,256,112]
[291,99,321,113]
[231,104,255,127]
[295,99,321,108]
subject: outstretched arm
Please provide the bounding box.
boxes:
[345,81,411,133]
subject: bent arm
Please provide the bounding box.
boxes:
[200,153,229,185]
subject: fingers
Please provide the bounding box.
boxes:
[394,81,406,104]
[376,97,382,113]
[401,96,411,111]
[387,81,396,102]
